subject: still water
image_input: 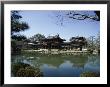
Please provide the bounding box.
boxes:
[11,53,100,77]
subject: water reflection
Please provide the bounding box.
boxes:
[84,55,100,73]
[11,54,100,77]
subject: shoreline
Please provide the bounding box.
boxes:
[22,49,98,55]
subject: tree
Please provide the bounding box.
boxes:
[11,35,27,41]
[52,11,100,26]
[11,11,29,53]
[86,35,100,54]
[29,33,45,43]
[67,11,100,21]
[94,33,100,53]
[95,33,100,49]
[87,34,100,50]
[11,11,29,41]
[87,36,95,49]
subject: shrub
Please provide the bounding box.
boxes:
[12,62,43,77]
[80,71,100,77]
[11,62,30,76]
[16,66,42,77]
[87,48,93,54]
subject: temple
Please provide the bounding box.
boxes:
[40,34,66,49]
[22,35,87,51]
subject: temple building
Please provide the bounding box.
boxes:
[25,35,87,51]
[69,36,87,51]
[40,34,66,49]
[39,35,87,51]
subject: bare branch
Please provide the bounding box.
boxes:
[68,13,99,21]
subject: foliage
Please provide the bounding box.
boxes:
[12,62,43,77]
[70,36,87,44]
[87,48,93,54]
[11,40,16,48]
[80,71,100,77]
[67,11,100,21]
[11,11,29,53]
[11,11,29,40]
[16,66,42,77]
[12,62,30,76]
[29,33,45,43]
[11,35,27,41]
[11,11,29,34]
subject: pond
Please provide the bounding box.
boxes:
[11,52,100,77]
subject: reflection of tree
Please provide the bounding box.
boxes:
[87,55,100,66]
[14,54,99,69]
[67,55,88,68]
[12,53,100,76]
[39,55,65,67]
[83,54,100,74]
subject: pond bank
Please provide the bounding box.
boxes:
[22,49,95,55]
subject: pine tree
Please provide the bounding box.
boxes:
[11,11,29,41]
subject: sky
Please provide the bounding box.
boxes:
[18,10,100,41]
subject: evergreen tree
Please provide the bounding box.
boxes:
[11,11,29,41]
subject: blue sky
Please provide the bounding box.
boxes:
[18,10,99,41]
